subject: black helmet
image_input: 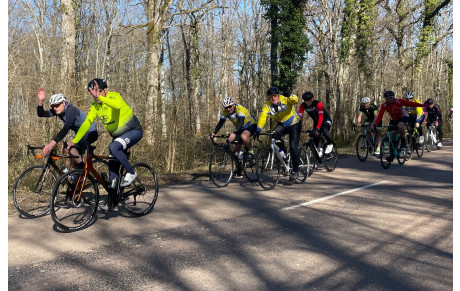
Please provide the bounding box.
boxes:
[302,91,314,101]
[425,98,435,105]
[266,86,280,96]
[383,90,395,98]
[87,78,108,92]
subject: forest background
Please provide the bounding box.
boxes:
[7,0,453,186]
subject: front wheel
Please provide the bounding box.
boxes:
[356,135,368,161]
[255,147,280,190]
[121,163,158,216]
[396,137,406,165]
[324,143,338,172]
[50,169,99,232]
[405,133,413,161]
[297,146,310,183]
[414,131,424,158]
[304,144,318,177]
[380,137,392,169]
[209,150,234,187]
[13,166,56,218]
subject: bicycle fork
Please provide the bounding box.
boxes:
[272,141,291,174]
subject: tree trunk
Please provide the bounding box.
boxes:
[60,0,76,95]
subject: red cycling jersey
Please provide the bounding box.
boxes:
[374,98,425,126]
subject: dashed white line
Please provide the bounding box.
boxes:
[282,181,388,211]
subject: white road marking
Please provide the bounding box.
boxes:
[282,181,388,211]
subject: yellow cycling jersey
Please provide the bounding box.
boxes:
[256,95,300,131]
[219,104,256,129]
[404,99,423,119]
[73,91,141,143]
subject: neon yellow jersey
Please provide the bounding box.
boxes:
[219,104,256,129]
[73,91,141,143]
[256,95,300,131]
[404,99,423,119]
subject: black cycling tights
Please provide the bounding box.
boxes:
[272,122,301,172]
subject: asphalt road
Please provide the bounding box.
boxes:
[8,141,453,290]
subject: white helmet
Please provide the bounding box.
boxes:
[404,91,414,99]
[222,96,235,107]
[361,97,371,103]
[49,93,66,105]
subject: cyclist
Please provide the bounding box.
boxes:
[448,105,453,122]
[69,78,143,211]
[210,96,257,178]
[356,96,381,155]
[372,90,426,160]
[424,98,443,148]
[298,91,334,155]
[36,88,98,168]
[254,86,302,182]
[403,91,425,145]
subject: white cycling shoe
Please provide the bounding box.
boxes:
[325,144,334,154]
[120,172,137,187]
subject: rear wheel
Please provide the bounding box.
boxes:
[209,150,234,187]
[50,169,99,232]
[255,147,280,190]
[356,135,368,161]
[305,144,318,176]
[13,166,56,218]
[297,146,309,183]
[243,146,259,182]
[121,163,158,216]
[324,143,338,172]
[380,137,392,169]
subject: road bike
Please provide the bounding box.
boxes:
[255,132,309,190]
[302,130,337,176]
[425,125,440,152]
[13,144,72,218]
[379,125,408,169]
[50,144,158,232]
[404,123,424,160]
[209,134,258,187]
[353,123,379,162]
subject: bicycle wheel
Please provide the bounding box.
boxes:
[255,147,280,190]
[405,133,413,161]
[414,131,424,158]
[380,137,392,169]
[50,169,99,232]
[305,144,318,176]
[209,149,234,187]
[356,135,368,161]
[13,166,56,218]
[297,145,310,183]
[121,163,158,216]
[396,137,406,165]
[426,130,436,152]
[324,143,338,172]
[243,153,258,183]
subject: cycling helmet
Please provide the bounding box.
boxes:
[266,86,280,96]
[302,91,314,101]
[383,90,395,98]
[222,96,235,107]
[49,93,66,105]
[361,97,371,103]
[87,78,108,91]
[425,98,435,105]
[404,91,414,99]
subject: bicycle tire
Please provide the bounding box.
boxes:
[396,137,406,165]
[304,143,318,176]
[50,169,99,232]
[356,135,369,161]
[414,131,424,158]
[405,133,413,161]
[13,166,57,218]
[426,130,437,152]
[380,137,392,169]
[255,147,280,190]
[209,149,234,187]
[324,143,338,172]
[297,145,310,183]
[121,163,158,216]
[243,153,258,182]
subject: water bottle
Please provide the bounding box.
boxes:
[278,148,285,159]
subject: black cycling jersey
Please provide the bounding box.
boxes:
[359,103,378,123]
[37,102,97,143]
[425,104,442,124]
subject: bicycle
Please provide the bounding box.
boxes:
[255,132,309,190]
[12,144,73,218]
[353,123,379,162]
[50,144,158,232]
[425,125,440,152]
[404,123,424,160]
[379,125,408,169]
[302,130,337,176]
[209,134,258,187]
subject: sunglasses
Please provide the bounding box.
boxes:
[385,96,394,99]
[225,105,233,109]
[51,103,62,108]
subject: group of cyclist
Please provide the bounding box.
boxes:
[37,80,447,203]
[210,86,334,183]
[37,78,142,211]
